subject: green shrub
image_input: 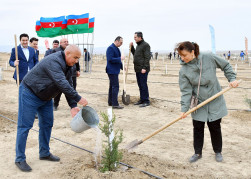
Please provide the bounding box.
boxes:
[99,112,123,172]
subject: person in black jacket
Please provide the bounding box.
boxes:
[49,38,80,110]
[44,39,59,57]
[15,45,88,172]
[130,32,151,107]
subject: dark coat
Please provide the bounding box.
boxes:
[84,51,91,61]
[106,43,122,74]
[131,40,151,72]
[44,49,53,57]
[50,46,80,77]
[9,45,38,80]
[22,51,81,108]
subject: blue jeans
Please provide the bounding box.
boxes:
[108,74,119,106]
[241,56,244,61]
[136,72,149,102]
[16,83,54,162]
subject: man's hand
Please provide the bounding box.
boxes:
[141,69,146,74]
[129,42,133,47]
[14,60,19,66]
[180,112,188,119]
[229,80,239,88]
[121,55,125,60]
[71,107,80,117]
[76,71,80,77]
[78,97,88,106]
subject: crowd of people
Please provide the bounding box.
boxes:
[9,32,239,172]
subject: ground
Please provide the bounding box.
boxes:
[0,52,250,179]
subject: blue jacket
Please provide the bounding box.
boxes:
[106,43,122,74]
[9,45,38,81]
[240,52,245,57]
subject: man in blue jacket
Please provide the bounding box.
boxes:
[9,33,38,84]
[106,36,125,109]
[15,45,88,172]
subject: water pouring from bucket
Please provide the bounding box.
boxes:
[70,106,99,133]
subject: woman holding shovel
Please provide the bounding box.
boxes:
[176,41,239,163]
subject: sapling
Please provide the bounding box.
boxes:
[99,111,123,172]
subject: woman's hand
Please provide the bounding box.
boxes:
[229,80,239,88]
[180,112,188,119]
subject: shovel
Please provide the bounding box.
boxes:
[122,59,130,105]
[126,80,242,150]
[14,34,20,87]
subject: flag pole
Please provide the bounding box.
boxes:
[72,34,74,44]
[90,31,94,73]
[87,29,90,73]
[83,33,85,72]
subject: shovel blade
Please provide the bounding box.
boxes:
[122,90,130,105]
[125,139,143,151]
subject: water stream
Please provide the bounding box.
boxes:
[93,126,102,169]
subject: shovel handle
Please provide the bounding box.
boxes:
[141,80,242,143]
[14,34,20,87]
[122,60,126,92]
[125,46,131,83]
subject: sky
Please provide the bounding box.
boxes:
[0,0,251,53]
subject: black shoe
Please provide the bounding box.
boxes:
[40,154,60,162]
[215,153,223,162]
[134,100,143,105]
[112,105,124,109]
[15,161,32,172]
[53,106,58,111]
[108,103,112,106]
[189,154,202,163]
[139,102,150,107]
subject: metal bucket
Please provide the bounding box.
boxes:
[70,106,99,133]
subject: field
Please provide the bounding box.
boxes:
[0,52,250,179]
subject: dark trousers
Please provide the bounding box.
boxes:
[108,74,119,106]
[54,77,77,107]
[136,72,149,102]
[193,119,222,155]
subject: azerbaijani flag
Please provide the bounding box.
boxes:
[66,13,89,34]
[60,19,72,35]
[40,16,65,37]
[88,17,95,33]
[36,21,55,37]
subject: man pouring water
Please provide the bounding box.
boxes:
[15,45,88,172]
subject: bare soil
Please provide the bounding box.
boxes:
[0,53,250,178]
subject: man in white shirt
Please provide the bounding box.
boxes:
[9,33,38,83]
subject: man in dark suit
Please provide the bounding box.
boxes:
[29,37,39,60]
[44,39,59,57]
[106,36,125,109]
[84,48,91,72]
[9,33,38,84]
